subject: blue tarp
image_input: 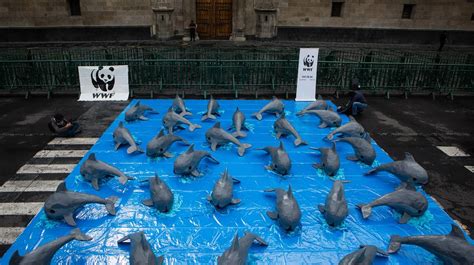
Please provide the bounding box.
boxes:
[2,99,471,264]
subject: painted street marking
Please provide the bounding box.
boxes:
[33,150,88,158]
[465,166,474,173]
[0,202,43,215]
[436,146,470,157]
[17,164,76,174]
[0,227,24,245]
[48,137,98,145]
[0,180,62,193]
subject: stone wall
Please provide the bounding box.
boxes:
[0,0,153,27]
[277,0,474,31]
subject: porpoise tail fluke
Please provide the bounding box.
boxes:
[232,131,247,138]
[357,204,372,218]
[180,111,192,117]
[253,113,263,120]
[127,145,144,155]
[238,143,252,157]
[71,228,93,241]
[294,138,307,146]
[189,123,202,132]
[105,196,118,215]
[201,113,217,121]
[388,235,402,253]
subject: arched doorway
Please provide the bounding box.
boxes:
[196,0,232,39]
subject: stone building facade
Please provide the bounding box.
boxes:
[0,0,473,43]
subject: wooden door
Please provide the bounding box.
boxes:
[196,0,232,39]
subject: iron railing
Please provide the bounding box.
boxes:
[0,47,473,97]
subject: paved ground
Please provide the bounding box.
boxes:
[0,95,472,257]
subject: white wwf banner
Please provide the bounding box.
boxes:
[78,65,129,101]
[295,48,319,101]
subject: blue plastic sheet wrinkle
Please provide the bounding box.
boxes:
[2,99,472,264]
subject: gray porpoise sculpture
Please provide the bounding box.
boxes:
[162,108,201,134]
[298,108,341,128]
[44,182,117,226]
[229,107,248,138]
[273,112,308,147]
[217,232,268,265]
[339,245,388,265]
[207,168,241,209]
[336,136,376,166]
[257,141,291,175]
[265,185,302,231]
[142,174,174,213]
[172,94,192,117]
[318,180,348,227]
[173,144,220,177]
[388,224,474,265]
[326,116,369,141]
[201,95,220,121]
[9,228,92,265]
[80,153,134,190]
[146,129,190,158]
[252,96,284,121]
[357,182,428,224]
[311,142,340,177]
[113,121,144,154]
[125,101,158,122]
[205,122,252,157]
[118,231,164,265]
[296,95,329,115]
[364,152,429,185]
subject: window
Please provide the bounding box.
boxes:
[402,4,415,19]
[331,2,343,17]
[471,13,474,21]
[69,0,81,16]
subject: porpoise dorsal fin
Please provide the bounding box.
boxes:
[167,107,173,113]
[278,141,285,151]
[154,173,161,183]
[210,95,214,100]
[336,187,344,201]
[272,96,278,101]
[88,153,97,161]
[118,121,124,128]
[348,115,356,121]
[331,141,336,151]
[185,144,195,154]
[317,94,323,100]
[175,94,180,99]
[139,232,150,251]
[236,107,240,111]
[448,224,467,241]
[56,182,67,192]
[213,122,221,129]
[280,111,286,118]
[230,234,240,252]
[287,185,294,198]
[135,101,140,107]
[10,250,23,264]
[222,168,229,180]
[398,182,416,191]
[157,129,165,138]
[404,152,416,162]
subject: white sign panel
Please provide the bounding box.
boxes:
[78,65,129,101]
[295,48,319,101]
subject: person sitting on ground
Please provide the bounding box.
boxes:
[337,79,368,116]
[48,113,81,137]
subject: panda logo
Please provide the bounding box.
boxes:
[91,66,115,92]
[303,55,314,67]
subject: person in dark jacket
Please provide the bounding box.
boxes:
[48,113,81,137]
[337,79,368,116]
[189,20,197,42]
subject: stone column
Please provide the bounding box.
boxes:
[231,0,246,41]
[254,0,277,39]
[152,0,175,39]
